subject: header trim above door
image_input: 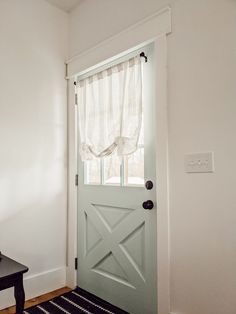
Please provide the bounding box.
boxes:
[66,6,171,77]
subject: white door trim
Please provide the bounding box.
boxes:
[66,7,171,314]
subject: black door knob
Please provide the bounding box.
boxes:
[142,200,154,210]
[145,180,153,190]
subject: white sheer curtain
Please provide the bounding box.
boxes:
[77,56,143,161]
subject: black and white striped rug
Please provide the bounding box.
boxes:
[24,287,129,314]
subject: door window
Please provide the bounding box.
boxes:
[79,53,145,187]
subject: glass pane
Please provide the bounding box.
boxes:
[85,159,101,184]
[104,155,121,185]
[125,148,144,186]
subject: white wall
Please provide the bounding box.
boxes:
[69,1,236,314]
[0,0,68,308]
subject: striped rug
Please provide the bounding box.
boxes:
[24,287,129,314]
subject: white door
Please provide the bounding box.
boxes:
[77,44,157,314]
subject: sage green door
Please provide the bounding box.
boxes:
[77,44,157,314]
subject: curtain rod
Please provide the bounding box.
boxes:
[73,51,148,84]
[140,52,148,62]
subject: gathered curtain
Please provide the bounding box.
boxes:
[77,56,143,161]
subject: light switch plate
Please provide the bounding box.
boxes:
[185,152,214,173]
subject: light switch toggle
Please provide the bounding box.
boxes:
[185,152,214,173]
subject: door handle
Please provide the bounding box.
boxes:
[142,200,154,210]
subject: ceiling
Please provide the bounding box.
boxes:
[45,0,82,12]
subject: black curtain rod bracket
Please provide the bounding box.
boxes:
[140,52,148,63]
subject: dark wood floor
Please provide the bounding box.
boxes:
[0,287,72,314]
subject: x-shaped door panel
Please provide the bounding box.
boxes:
[82,202,147,290]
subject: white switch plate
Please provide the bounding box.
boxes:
[185,152,214,173]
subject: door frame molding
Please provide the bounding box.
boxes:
[66,7,171,314]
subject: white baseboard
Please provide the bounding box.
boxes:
[0,266,66,310]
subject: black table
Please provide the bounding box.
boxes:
[0,254,28,314]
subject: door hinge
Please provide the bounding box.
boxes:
[75,93,78,105]
[75,257,78,270]
[75,174,78,186]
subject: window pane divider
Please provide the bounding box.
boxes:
[120,157,125,187]
[101,158,105,185]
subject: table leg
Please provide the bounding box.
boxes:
[14,274,25,314]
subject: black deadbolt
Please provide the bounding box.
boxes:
[145,180,153,190]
